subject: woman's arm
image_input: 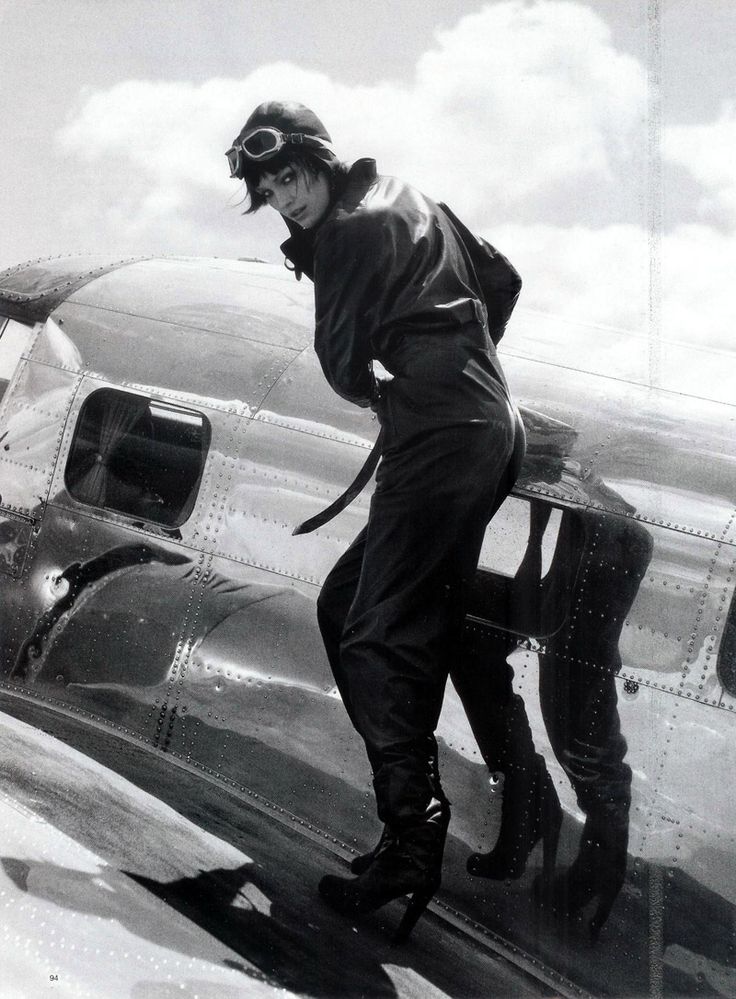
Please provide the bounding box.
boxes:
[312,212,394,407]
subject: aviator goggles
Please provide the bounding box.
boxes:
[226,127,328,178]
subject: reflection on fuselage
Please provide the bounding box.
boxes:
[2,256,736,999]
[454,405,653,941]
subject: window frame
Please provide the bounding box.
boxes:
[468,497,587,640]
[64,387,211,529]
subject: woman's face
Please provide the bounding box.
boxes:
[255,163,331,229]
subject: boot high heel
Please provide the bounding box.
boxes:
[319,801,449,944]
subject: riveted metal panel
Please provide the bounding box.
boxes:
[505,354,736,542]
[256,347,381,445]
[640,687,736,895]
[506,306,736,407]
[506,307,651,386]
[66,257,315,352]
[716,547,736,701]
[0,255,152,324]
[0,499,202,746]
[617,525,736,708]
[2,253,736,997]
[213,416,372,586]
[39,301,298,415]
[0,359,81,517]
[584,388,735,540]
[0,319,37,394]
[496,636,736,994]
[628,684,736,999]
[0,509,35,580]
[151,552,375,846]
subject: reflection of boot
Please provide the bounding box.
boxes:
[319,797,450,944]
[550,809,628,941]
[467,754,561,891]
[350,736,446,876]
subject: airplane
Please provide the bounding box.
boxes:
[0,251,734,998]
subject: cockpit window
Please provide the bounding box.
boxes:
[65,388,210,527]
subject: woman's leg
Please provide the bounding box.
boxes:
[339,420,515,829]
[316,526,366,731]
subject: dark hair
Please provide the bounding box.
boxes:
[241,146,346,215]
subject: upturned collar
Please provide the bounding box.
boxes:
[279,158,378,281]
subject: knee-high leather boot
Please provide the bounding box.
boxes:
[348,734,448,876]
[319,792,450,943]
[320,733,451,943]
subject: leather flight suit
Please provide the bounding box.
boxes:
[284,159,525,828]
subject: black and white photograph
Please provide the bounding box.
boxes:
[1,2,735,996]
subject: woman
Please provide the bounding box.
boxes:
[226,101,529,941]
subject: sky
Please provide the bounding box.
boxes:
[1,0,735,351]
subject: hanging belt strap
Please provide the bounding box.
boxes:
[292,428,384,536]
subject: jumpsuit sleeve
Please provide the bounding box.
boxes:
[312,211,394,408]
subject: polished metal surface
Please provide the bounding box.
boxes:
[0,254,735,997]
[0,704,552,999]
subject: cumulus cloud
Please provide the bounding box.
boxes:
[661,224,736,350]
[664,102,736,227]
[54,0,734,350]
[405,1,646,221]
[499,221,736,351]
[58,2,648,230]
[495,222,650,333]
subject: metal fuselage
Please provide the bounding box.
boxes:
[0,255,734,997]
